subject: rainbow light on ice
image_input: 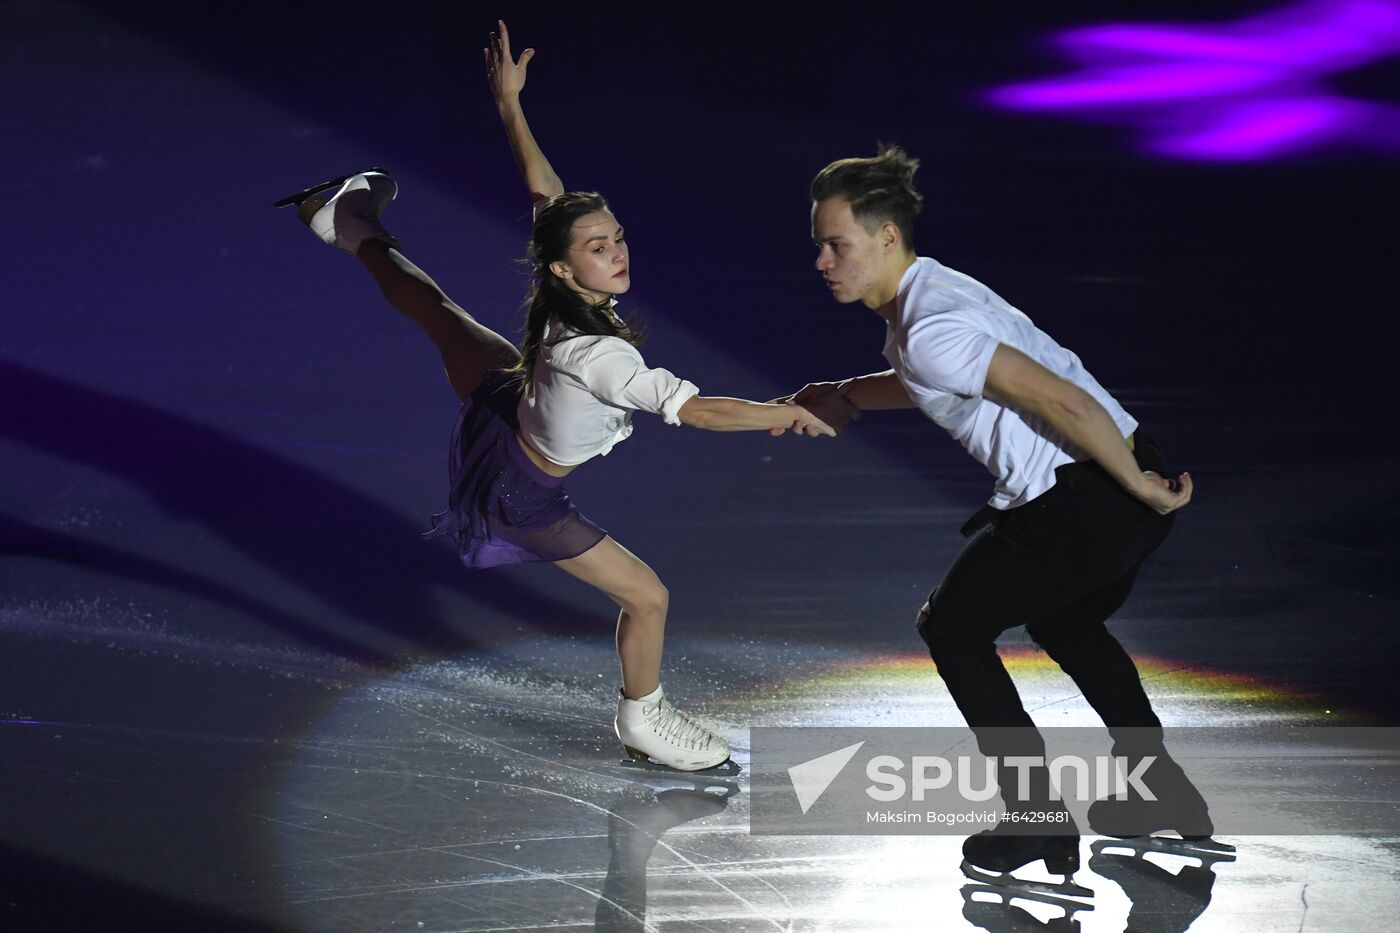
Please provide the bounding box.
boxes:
[757,648,1363,724]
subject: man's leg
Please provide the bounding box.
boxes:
[1024,569,1161,729]
[1027,570,1216,838]
[918,519,1095,873]
[916,516,1118,732]
[916,517,1093,820]
[1017,434,1176,728]
[923,442,1183,870]
[917,468,1163,800]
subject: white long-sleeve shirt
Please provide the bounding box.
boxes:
[518,314,699,466]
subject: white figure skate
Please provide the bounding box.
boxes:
[278,169,398,254]
[615,686,730,772]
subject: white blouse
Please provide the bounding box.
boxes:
[517,313,699,466]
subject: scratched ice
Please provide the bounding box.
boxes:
[262,644,1400,932]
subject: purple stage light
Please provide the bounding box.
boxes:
[1156,97,1353,159]
[988,63,1289,108]
[987,0,1400,161]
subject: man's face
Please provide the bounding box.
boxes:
[811,197,884,306]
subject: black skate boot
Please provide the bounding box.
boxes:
[961,804,1090,899]
[959,733,1093,898]
[961,755,1091,899]
[1088,733,1224,845]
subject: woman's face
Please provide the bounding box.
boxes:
[551,210,630,300]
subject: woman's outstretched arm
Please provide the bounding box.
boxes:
[679,397,836,436]
[486,20,565,205]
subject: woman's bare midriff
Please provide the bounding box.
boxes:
[516,431,576,478]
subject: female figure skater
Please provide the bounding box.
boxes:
[283,21,833,772]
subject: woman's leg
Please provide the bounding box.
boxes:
[554,536,668,700]
[557,536,729,771]
[356,239,522,401]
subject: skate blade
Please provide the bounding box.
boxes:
[273,166,390,208]
[1093,835,1237,861]
[960,881,1096,917]
[960,859,1094,901]
[619,748,741,777]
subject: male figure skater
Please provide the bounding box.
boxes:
[782,146,1213,883]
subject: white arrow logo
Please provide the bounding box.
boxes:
[788,741,866,814]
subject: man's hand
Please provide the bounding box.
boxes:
[1136,470,1193,515]
[786,404,837,438]
[485,20,534,102]
[768,382,861,436]
[770,381,847,405]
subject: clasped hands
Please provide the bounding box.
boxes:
[769,381,862,438]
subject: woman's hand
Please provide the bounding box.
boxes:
[485,19,535,103]
[485,20,564,201]
[768,384,859,436]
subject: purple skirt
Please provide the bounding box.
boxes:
[423,369,607,568]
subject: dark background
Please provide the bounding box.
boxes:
[1,1,1397,929]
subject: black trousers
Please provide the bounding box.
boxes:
[917,434,1173,754]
